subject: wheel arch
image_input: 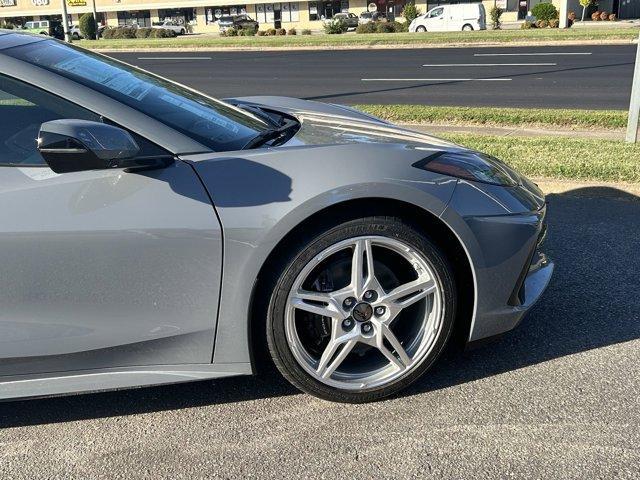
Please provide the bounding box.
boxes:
[247,197,475,372]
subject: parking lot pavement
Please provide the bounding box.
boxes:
[1,185,639,479]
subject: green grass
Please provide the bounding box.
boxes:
[356,105,628,130]
[79,27,639,50]
[440,134,640,182]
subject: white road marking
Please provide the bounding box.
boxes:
[474,52,592,56]
[422,63,556,66]
[137,57,212,60]
[361,78,512,82]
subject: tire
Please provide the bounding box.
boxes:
[180,28,185,35]
[72,33,80,40]
[462,24,474,31]
[416,25,426,32]
[266,216,456,403]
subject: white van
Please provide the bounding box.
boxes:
[409,3,486,32]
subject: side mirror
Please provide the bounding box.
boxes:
[38,119,165,174]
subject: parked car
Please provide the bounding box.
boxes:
[217,14,259,33]
[409,3,486,32]
[69,25,83,40]
[358,11,385,24]
[0,29,553,404]
[326,12,359,29]
[21,20,64,39]
[152,20,187,35]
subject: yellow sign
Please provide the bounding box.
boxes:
[67,0,87,5]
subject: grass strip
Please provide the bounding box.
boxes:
[440,133,640,183]
[356,105,628,130]
[79,28,639,50]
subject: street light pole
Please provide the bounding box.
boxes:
[60,0,71,42]
[626,32,640,143]
[91,0,98,39]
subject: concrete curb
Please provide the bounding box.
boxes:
[89,38,637,53]
[534,178,640,201]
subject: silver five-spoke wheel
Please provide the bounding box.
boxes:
[285,236,444,391]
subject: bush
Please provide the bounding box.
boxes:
[101,27,115,39]
[609,13,617,21]
[548,18,559,28]
[79,12,97,40]
[600,11,609,20]
[520,21,533,29]
[238,27,256,36]
[256,29,267,36]
[402,2,421,25]
[376,21,395,33]
[151,28,176,38]
[301,29,312,35]
[323,17,348,34]
[356,22,377,34]
[535,19,549,28]
[266,28,277,35]
[531,2,559,22]
[489,6,503,30]
[135,27,152,38]
[0,22,15,29]
[591,11,601,20]
[276,27,286,35]
[287,27,297,35]
[112,27,137,39]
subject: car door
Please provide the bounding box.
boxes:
[0,74,223,377]
[426,7,446,31]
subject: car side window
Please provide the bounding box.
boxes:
[0,75,101,167]
[430,8,443,17]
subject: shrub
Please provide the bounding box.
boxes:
[256,29,267,36]
[226,27,238,36]
[151,28,176,38]
[376,21,395,33]
[356,22,377,34]
[520,21,533,29]
[535,19,549,28]
[324,17,348,34]
[135,27,152,38]
[489,6,503,30]
[392,21,408,32]
[402,2,421,25]
[548,18,559,28]
[600,11,609,20]
[0,22,15,29]
[101,27,115,39]
[287,27,297,35]
[276,27,286,35]
[238,27,256,36]
[266,28,277,35]
[112,27,137,39]
[301,28,312,35]
[609,13,616,21]
[591,11,601,20]
[531,2,559,22]
[79,12,97,40]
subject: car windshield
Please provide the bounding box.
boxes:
[219,16,235,22]
[4,39,269,152]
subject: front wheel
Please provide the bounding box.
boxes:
[416,25,426,32]
[180,28,186,35]
[462,24,474,31]
[266,216,456,403]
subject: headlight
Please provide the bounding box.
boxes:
[413,151,519,187]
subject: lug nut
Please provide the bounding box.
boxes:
[363,290,378,302]
[361,322,373,334]
[342,318,354,330]
[374,306,386,317]
[343,297,356,309]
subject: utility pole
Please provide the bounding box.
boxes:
[60,0,71,42]
[91,0,98,39]
[626,32,640,143]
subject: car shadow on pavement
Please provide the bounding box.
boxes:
[1,186,638,427]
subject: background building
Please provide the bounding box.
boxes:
[0,0,637,33]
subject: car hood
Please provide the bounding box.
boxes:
[227,96,458,150]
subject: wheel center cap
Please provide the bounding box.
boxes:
[352,302,373,322]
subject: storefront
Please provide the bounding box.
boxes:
[158,8,196,25]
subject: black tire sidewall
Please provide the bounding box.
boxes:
[266,216,457,403]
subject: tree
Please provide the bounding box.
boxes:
[579,0,593,21]
[79,12,97,40]
[402,2,421,26]
[489,6,503,30]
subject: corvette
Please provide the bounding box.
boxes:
[0,30,553,403]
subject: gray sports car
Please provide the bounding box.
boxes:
[0,30,553,403]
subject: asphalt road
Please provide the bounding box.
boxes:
[110,45,636,109]
[1,186,639,479]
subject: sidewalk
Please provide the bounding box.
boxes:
[403,123,625,140]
